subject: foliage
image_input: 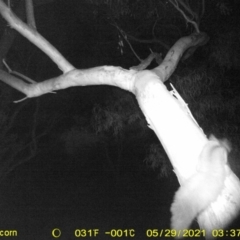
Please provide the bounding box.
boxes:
[209,28,240,70]
[91,90,147,138]
[144,143,172,178]
[172,67,240,148]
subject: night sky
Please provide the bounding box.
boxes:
[0,0,240,239]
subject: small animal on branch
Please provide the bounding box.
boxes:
[170,135,231,236]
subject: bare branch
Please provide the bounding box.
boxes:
[0,69,32,93]
[169,0,200,33]
[178,0,198,20]
[113,23,170,51]
[0,66,136,98]
[3,59,36,83]
[0,0,25,69]
[25,0,36,29]
[124,32,170,50]
[130,52,162,71]
[0,0,75,73]
[0,30,209,99]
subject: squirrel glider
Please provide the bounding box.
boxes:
[170,135,231,236]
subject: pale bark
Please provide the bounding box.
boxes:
[133,70,208,182]
[0,0,25,69]
[133,70,240,239]
[0,0,74,73]
[0,1,239,238]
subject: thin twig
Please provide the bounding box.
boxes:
[114,24,142,62]
[169,0,199,33]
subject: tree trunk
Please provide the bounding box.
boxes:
[133,70,240,239]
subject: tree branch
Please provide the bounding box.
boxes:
[0,66,136,99]
[114,24,142,62]
[153,32,209,82]
[169,0,200,33]
[0,0,74,73]
[0,30,209,99]
[25,0,36,29]
[0,0,25,69]
[130,52,162,71]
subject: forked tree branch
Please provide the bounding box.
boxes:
[0,0,209,100]
[169,0,200,33]
[178,0,199,22]
[0,0,74,73]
